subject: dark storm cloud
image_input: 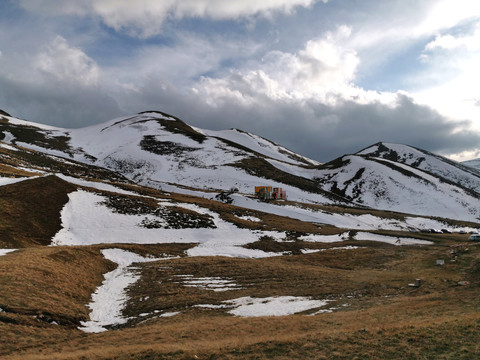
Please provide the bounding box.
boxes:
[121,81,480,162]
[0,75,121,128]
[1,0,480,163]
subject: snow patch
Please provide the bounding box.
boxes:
[299,233,349,243]
[0,176,36,187]
[224,296,330,317]
[236,215,261,222]
[355,232,433,246]
[53,190,286,258]
[174,275,243,292]
[79,248,167,333]
[0,249,17,256]
[299,232,432,246]
[1,131,15,144]
[159,311,180,317]
[301,246,360,254]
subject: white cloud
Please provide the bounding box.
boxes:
[412,22,480,131]
[194,26,396,109]
[4,0,480,161]
[35,36,99,86]
[425,26,480,52]
[344,1,480,75]
[19,0,322,38]
[413,0,480,36]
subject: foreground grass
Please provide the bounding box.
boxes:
[0,237,479,359]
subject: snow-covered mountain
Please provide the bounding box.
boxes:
[300,142,480,221]
[1,111,479,221]
[357,142,480,194]
[67,111,335,202]
[463,158,480,171]
[0,111,340,204]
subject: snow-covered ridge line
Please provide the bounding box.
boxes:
[358,142,480,193]
[3,111,480,224]
[0,176,36,187]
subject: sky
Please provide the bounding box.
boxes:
[0,0,480,163]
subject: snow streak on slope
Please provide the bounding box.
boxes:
[0,249,16,256]
[0,176,34,187]
[79,248,166,333]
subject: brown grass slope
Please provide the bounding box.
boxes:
[1,238,478,359]
[0,246,115,357]
[0,175,76,248]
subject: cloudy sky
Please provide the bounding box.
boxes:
[1,0,480,162]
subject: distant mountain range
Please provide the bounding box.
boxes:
[1,110,478,222]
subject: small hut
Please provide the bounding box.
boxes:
[254,186,287,201]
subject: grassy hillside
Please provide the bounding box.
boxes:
[0,176,77,248]
[0,237,479,359]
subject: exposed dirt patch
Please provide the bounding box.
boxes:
[139,136,200,156]
[100,193,216,229]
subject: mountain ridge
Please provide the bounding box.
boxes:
[1,110,479,221]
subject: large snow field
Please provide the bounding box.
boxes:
[53,189,446,254]
[314,155,480,222]
[52,190,285,258]
[230,194,475,233]
[65,114,332,204]
[359,143,480,193]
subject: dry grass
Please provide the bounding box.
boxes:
[0,175,77,248]
[1,238,479,359]
[0,163,38,177]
